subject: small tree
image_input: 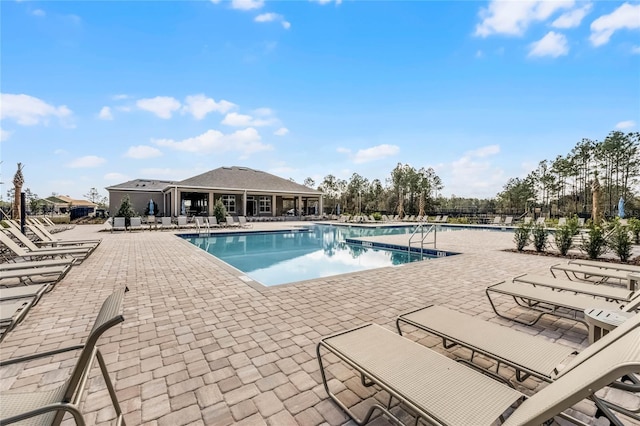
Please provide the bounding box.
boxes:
[580,224,608,260]
[532,224,548,252]
[628,218,640,244]
[115,195,136,229]
[513,223,531,251]
[554,225,574,256]
[608,224,632,262]
[213,199,227,225]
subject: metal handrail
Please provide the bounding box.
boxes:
[408,220,436,257]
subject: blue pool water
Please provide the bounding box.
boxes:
[183,224,436,286]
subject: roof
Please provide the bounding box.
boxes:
[174,167,322,194]
[105,179,177,192]
[44,195,97,207]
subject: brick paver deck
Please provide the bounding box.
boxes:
[1,221,638,425]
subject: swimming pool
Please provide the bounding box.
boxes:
[183,224,444,286]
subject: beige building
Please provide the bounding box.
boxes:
[106,167,323,218]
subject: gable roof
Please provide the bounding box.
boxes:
[174,166,322,195]
[105,179,176,192]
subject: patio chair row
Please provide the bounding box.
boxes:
[0,226,99,341]
[109,215,254,232]
[318,259,640,425]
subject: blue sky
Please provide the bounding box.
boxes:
[1,0,639,201]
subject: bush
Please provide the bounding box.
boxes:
[213,199,227,225]
[513,223,531,251]
[608,224,632,262]
[554,225,574,256]
[372,212,382,221]
[628,218,640,244]
[580,225,608,259]
[115,195,136,228]
[532,224,548,252]
[566,215,580,236]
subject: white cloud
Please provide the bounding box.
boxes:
[181,94,236,120]
[310,0,342,4]
[32,9,45,16]
[475,0,574,37]
[253,107,273,116]
[231,0,264,10]
[528,31,569,57]
[221,112,276,127]
[590,3,640,47]
[353,144,400,164]
[274,127,289,136]
[153,128,272,156]
[254,13,291,29]
[0,127,11,142]
[632,46,640,54]
[104,172,130,182]
[440,145,504,198]
[67,155,106,168]
[136,96,181,119]
[551,3,591,28]
[98,106,113,120]
[112,94,129,100]
[0,93,73,126]
[616,120,636,129]
[124,145,163,159]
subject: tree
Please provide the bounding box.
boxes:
[303,177,315,188]
[213,199,227,224]
[115,195,136,228]
[84,187,108,207]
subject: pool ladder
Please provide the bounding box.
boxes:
[408,220,436,257]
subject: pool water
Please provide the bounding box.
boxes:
[183,224,434,286]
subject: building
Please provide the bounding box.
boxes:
[43,195,97,215]
[106,167,323,217]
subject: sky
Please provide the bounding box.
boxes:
[1,0,639,202]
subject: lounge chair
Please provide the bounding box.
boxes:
[0,258,75,271]
[4,228,95,257]
[492,216,503,225]
[535,217,546,226]
[503,216,513,226]
[129,217,143,231]
[147,215,157,230]
[225,216,240,228]
[513,273,635,302]
[238,216,252,228]
[0,231,90,263]
[0,287,127,425]
[0,264,72,288]
[0,299,35,342]
[569,258,640,274]
[550,262,634,288]
[207,216,221,228]
[440,215,448,223]
[112,217,126,232]
[578,217,586,227]
[177,216,193,229]
[317,319,640,425]
[26,224,100,248]
[194,217,208,233]
[1,283,50,305]
[485,280,640,327]
[157,216,174,230]
[558,217,567,226]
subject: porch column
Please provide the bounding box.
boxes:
[319,196,323,216]
[272,195,276,216]
[173,188,179,216]
[243,191,247,217]
[298,196,303,217]
[209,192,215,215]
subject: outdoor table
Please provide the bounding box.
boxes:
[584,307,634,344]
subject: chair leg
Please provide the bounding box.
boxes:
[96,349,126,426]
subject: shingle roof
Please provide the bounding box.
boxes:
[105,179,176,192]
[175,167,322,194]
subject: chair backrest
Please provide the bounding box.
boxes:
[195,217,205,226]
[178,216,187,226]
[0,231,28,256]
[26,225,51,243]
[440,215,448,223]
[535,217,545,225]
[161,217,172,226]
[62,287,126,410]
[504,216,513,224]
[502,325,640,425]
[208,216,218,226]
[493,216,502,224]
[524,217,532,225]
[130,217,142,228]
[32,222,56,240]
[225,216,235,225]
[558,217,567,226]
[4,227,39,251]
[238,216,247,225]
[113,217,125,228]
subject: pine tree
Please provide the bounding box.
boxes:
[116,195,137,228]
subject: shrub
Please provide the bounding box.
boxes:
[554,225,574,256]
[566,215,580,236]
[532,224,548,252]
[608,224,632,262]
[579,225,608,259]
[115,195,136,228]
[213,199,227,225]
[628,218,640,244]
[513,223,531,251]
[372,212,382,221]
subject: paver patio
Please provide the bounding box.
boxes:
[1,221,638,425]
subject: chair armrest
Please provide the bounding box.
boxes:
[0,344,84,367]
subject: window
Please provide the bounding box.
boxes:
[259,196,271,213]
[221,195,236,213]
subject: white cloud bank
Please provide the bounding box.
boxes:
[0,127,11,142]
[153,128,272,157]
[125,145,163,159]
[551,3,591,28]
[136,96,181,119]
[98,106,113,120]
[590,3,640,47]
[528,31,569,58]
[0,93,72,126]
[255,13,291,29]
[222,112,276,127]
[67,155,106,168]
[338,144,400,164]
[182,94,236,119]
[475,0,574,37]
[274,127,289,136]
[441,144,504,198]
[616,120,636,129]
[230,0,264,10]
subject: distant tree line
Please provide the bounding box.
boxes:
[307,130,639,219]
